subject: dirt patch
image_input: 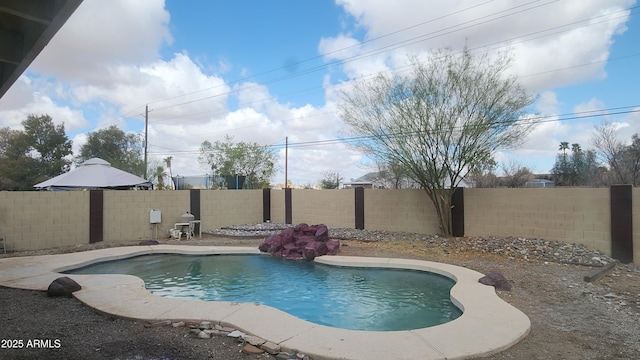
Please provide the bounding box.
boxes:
[1,235,639,359]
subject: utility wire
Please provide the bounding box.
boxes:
[93,4,637,149]
[138,0,561,113]
[146,105,640,156]
[143,5,636,129]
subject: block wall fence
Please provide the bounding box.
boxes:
[0,186,637,265]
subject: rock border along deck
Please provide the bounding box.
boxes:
[0,246,530,360]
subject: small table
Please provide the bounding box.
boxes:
[174,221,202,240]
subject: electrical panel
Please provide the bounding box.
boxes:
[150,209,161,224]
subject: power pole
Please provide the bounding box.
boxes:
[144,104,148,179]
[284,136,288,188]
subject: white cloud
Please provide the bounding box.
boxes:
[611,108,640,142]
[30,0,172,83]
[536,91,562,115]
[574,98,605,114]
[330,0,633,91]
[318,34,362,62]
[0,77,87,131]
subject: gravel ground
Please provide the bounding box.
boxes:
[1,224,639,360]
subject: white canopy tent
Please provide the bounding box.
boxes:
[34,158,152,191]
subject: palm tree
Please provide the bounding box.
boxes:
[164,156,173,189]
[571,143,581,153]
[559,142,569,156]
[152,166,167,189]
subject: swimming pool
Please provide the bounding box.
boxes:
[66,254,462,331]
[0,245,532,359]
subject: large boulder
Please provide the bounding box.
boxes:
[258,223,339,260]
[47,276,81,297]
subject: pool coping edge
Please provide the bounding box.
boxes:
[0,245,531,360]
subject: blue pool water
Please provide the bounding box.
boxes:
[66,254,462,331]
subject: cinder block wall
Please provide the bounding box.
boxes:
[364,189,440,234]
[269,189,286,224]
[0,191,89,251]
[201,190,263,229]
[0,188,636,265]
[103,190,190,241]
[290,189,355,228]
[465,188,611,255]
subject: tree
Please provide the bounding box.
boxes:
[319,171,343,189]
[465,158,498,188]
[198,135,277,189]
[0,127,21,189]
[619,135,640,186]
[151,165,167,189]
[499,161,535,188]
[164,156,173,189]
[0,114,72,190]
[339,48,535,236]
[551,142,601,186]
[376,159,415,189]
[559,141,570,156]
[76,125,145,177]
[592,121,640,186]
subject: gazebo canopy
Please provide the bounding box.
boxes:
[34,158,152,191]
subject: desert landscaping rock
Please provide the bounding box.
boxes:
[227,329,246,338]
[46,276,81,297]
[214,224,617,266]
[262,341,281,354]
[246,335,266,346]
[197,330,211,339]
[241,344,265,355]
[258,223,340,260]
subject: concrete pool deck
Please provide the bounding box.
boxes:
[0,245,530,360]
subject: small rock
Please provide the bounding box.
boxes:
[197,330,211,339]
[604,293,617,299]
[172,321,185,328]
[246,336,266,346]
[241,344,264,355]
[47,277,82,297]
[227,330,245,338]
[261,341,281,354]
[199,321,213,329]
[208,329,228,336]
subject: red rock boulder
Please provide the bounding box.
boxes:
[258,223,340,260]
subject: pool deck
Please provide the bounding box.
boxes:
[0,245,530,360]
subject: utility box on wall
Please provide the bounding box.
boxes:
[150,209,162,224]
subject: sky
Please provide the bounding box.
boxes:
[0,0,639,187]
